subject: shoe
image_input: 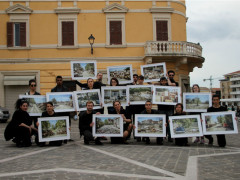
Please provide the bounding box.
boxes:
[208,140,213,146]
[194,138,199,143]
[142,137,146,142]
[68,139,74,142]
[123,141,129,144]
[100,137,107,140]
[95,140,103,145]
[168,138,173,142]
[136,137,141,142]
[146,140,150,144]
[84,141,89,145]
[200,139,205,144]
[63,140,68,144]
[157,142,163,145]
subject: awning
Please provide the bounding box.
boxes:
[4,76,35,85]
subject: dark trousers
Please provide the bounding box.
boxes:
[175,138,188,146]
[205,135,226,147]
[14,127,32,146]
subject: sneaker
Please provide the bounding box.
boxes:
[95,140,103,145]
[194,138,199,143]
[168,138,173,142]
[200,139,205,144]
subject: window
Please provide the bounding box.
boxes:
[62,21,74,46]
[156,21,168,41]
[110,21,122,45]
[7,22,26,47]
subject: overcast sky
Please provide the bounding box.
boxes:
[186,0,240,88]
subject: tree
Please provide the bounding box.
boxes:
[85,63,94,71]
[51,98,57,104]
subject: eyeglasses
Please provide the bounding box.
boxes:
[168,74,174,77]
[31,85,36,87]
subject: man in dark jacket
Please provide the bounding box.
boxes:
[79,101,102,145]
[51,76,68,92]
[141,100,163,145]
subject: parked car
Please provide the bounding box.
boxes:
[0,106,10,123]
[175,126,185,134]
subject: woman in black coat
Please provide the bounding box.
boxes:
[4,99,37,147]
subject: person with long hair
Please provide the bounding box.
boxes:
[4,99,37,147]
[191,84,205,144]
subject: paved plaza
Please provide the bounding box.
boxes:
[0,119,240,180]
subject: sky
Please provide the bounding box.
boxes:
[186,0,240,88]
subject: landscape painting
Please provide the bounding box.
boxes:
[46,92,75,112]
[128,85,153,105]
[134,114,166,137]
[153,86,181,105]
[73,90,101,111]
[169,115,203,138]
[202,111,238,135]
[107,65,133,84]
[19,95,46,116]
[101,86,129,107]
[92,115,123,137]
[38,116,70,142]
[141,63,166,82]
[183,93,212,112]
[71,61,97,80]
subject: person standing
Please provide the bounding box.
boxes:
[191,84,205,144]
[141,101,163,145]
[79,101,102,145]
[205,95,228,147]
[25,79,41,95]
[25,79,41,128]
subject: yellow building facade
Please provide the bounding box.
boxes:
[0,0,204,113]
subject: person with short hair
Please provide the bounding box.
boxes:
[204,95,227,147]
[79,101,102,145]
[4,99,37,147]
[172,103,189,146]
[141,101,163,145]
[51,76,68,92]
[167,70,179,86]
[109,100,133,144]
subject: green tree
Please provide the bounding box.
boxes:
[85,63,94,71]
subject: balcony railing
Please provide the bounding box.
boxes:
[230,91,240,95]
[230,77,240,81]
[144,41,202,57]
[230,84,240,88]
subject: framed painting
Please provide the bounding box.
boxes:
[183,93,212,112]
[71,61,97,80]
[73,89,101,111]
[46,92,75,112]
[153,86,181,105]
[169,115,203,138]
[19,95,46,116]
[101,86,129,107]
[201,111,238,135]
[134,114,166,137]
[38,116,70,142]
[107,65,133,84]
[92,114,123,137]
[128,85,153,105]
[141,63,166,82]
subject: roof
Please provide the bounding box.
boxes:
[224,70,240,76]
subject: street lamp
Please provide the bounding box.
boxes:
[88,34,95,54]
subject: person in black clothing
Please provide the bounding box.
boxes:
[141,100,163,145]
[25,79,41,128]
[36,102,63,146]
[51,75,72,142]
[51,76,69,92]
[109,100,133,144]
[167,70,179,86]
[156,76,174,142]
[205,95,228,147]
[79,101,102,145]
[107,78,120,114]
[4,99,37,147]
[172,103,189,146]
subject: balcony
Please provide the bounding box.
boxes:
[144,41,204,71]
[230,77,240,81]
[230,84,240,88]
[230,91,240,95]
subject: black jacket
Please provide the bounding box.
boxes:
[79,110,96,135]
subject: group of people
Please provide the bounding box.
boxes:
[4,70,229,148]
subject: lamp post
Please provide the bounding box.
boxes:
[88,34,95,55]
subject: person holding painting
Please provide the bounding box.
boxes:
[204,95,227,147]
[109,100,133,144]
[191,84,205,144]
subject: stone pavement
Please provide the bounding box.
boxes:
[0,119,240,180]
